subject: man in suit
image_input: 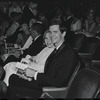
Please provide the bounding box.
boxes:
[22,23,44,57]
[65,8,75,46]
[65,8,74,32]
[2,21,79,98]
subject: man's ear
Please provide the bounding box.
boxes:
[62,31,66,37]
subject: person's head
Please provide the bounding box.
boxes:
[18,2,25,8]
[55,7,63,17]
[21,23,28,32]
[29,2,38,16]
[49,21,67,47]
[13,21,20,29]
[29,18,37,28]
[43,30,54,48]
[13,49,21,58]
[30,23,44,39]
[66,7,73,17]
[11,2,18,8]
[87,8,95,20]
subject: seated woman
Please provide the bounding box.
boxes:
[3,30,55,86]
[84,9,96,36]
[17,22,33,50]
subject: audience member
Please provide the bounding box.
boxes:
[5,15,21,44]
[8,2,22,17]
[21,1,38,24]
[38,12,49,29]
[70,12,82,34]
[64,7,75,46]
[65,7,74,33]
[22,23,44,57]
[92,14,100,37]
[17,22,32,49]
[84,8,96,36]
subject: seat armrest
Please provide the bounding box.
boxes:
[73,48,79,52]
[92,60,100,66]
[43,87,68,92]
[78,53,91,56]
[92,60,100,63]
[41,87,69,98]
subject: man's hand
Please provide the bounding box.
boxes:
[18,74,32,81]
[21,58,30,64]
[25,67,36,78]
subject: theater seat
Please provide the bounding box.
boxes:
[66,68,100,98]
[71,34,86,52]
[90,44,100,73]
[41,61,81,98]
[78,37,100,67]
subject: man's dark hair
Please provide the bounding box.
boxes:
[50,20,67,33]
[31,23,45,35]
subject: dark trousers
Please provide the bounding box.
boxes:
[7,75,42,98]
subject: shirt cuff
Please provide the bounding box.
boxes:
[34,71,38,80]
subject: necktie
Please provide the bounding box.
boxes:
[44,48,57,72]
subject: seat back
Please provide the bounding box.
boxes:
[41,61,82,98]
[71,34,86,52]
[67,61,81,87]
[66,68,100,98]
[90,44,100,74]
[92,43,100,61]
[79,37,100,55]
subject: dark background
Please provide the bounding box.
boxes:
[0,0,100,20]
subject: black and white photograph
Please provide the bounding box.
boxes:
[0,0,100,98]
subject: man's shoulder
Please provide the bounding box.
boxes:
[60,43,76,56]
[36,35,43,42]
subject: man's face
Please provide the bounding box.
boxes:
[30,29,37,39]
[29,2,37,10]
[29,2,38,16]
[21,24,28,31]
[49,25,65,45]
[29,19,37,28]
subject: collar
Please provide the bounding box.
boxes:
[56,42,64,50]
[34,34,41,41]
[29,7,32,12]
[29,7,34,14]
[67,16,72,20]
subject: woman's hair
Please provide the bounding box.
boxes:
[43,29,51,46]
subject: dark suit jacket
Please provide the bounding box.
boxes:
[22,35,44,57]
[6,27,21,44]
[65,16,75,32]
[8,42,79,97]
[36,42,79,87]
[65,16,75,46]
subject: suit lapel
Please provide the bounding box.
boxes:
[44,42,67,72]
[55,42,66,57]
